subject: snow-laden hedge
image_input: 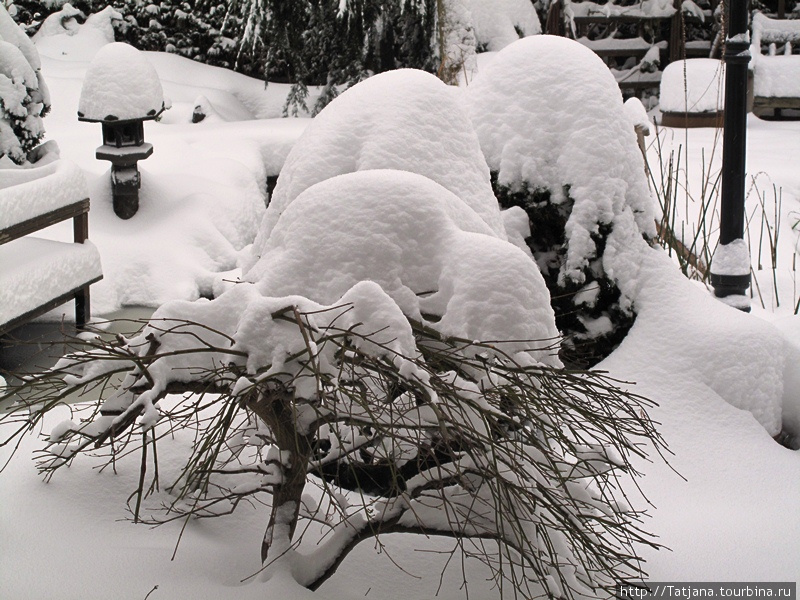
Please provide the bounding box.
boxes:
[467,35,656,367]
[2,67,667,599]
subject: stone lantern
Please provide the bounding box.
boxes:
[78,42,166,219]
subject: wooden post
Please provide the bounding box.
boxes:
[73,211,88,244]
[73,210,91,328]
[670,0,686,64]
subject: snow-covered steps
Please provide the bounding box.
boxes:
[0,159,90,230]
[0,158,102,334]
[611,66,663,93]
[0,237,102,332]
[578,36,666,59]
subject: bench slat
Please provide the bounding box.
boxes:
[0,275,103,336]
[0,199,90,246]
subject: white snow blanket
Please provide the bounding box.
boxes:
[466,35,655,294]
[660,58,725,113]
[0,236,102,325]
[78,42,164,121]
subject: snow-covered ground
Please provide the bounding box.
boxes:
[645,116,800,321]
[8,8,311,315]
[1,12,799,600]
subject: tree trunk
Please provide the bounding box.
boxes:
[245,387,313,564]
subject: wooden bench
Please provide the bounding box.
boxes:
[750,12,800,118]
[0,159,103,336]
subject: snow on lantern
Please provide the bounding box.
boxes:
[78,42,166,219]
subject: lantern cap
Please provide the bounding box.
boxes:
[78,42,165,123]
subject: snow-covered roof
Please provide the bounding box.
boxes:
[78,42,164,122]
[660,58,724,114]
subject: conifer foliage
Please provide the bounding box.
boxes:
[0,4,49,164]
[228,0,439,114]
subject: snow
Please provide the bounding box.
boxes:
[32,2,84,40]
[464,0,541,52]
[710,239,751,276]
[752,54,800,99]
[660,59,725,114]
[645,115,800,318]
[0,236,102,325]
[250,68,508,264]
[247,169,559,363]
[466,35,655,293]
[78,42,164,122]
[9,13,311,315]
[0,157,88,229]
[1,9,799,600]
[33,5,121,62]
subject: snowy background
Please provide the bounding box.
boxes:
[1,6,799,600]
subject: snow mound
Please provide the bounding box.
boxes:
[78,42,164,121]
[465,0,541,52]
[32,3,84,40]
[247,169,559,364]
[0,3,41,69]
[608,247,796,439]
[466,35,655,291]
[33,5,120,61]
[660,59,725,114]
[251,69,506,261]
[623,97,651,135]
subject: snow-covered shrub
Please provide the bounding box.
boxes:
[467,35,656,367]
[0,3,49,164]
[2,176,664,597]
[249,68,509,263]
[1,67,666,598]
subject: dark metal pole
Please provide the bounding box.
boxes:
[710,0,751,309]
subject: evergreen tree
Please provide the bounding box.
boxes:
[226,0,439,115]
[0,3,49,164]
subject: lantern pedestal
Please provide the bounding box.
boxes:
[95,142,153,220]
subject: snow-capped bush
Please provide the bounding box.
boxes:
[249,68,509,261]
[467,35,656,367]
[250,169,559,360]
[2,68,666,598]
[0,3,49,164]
